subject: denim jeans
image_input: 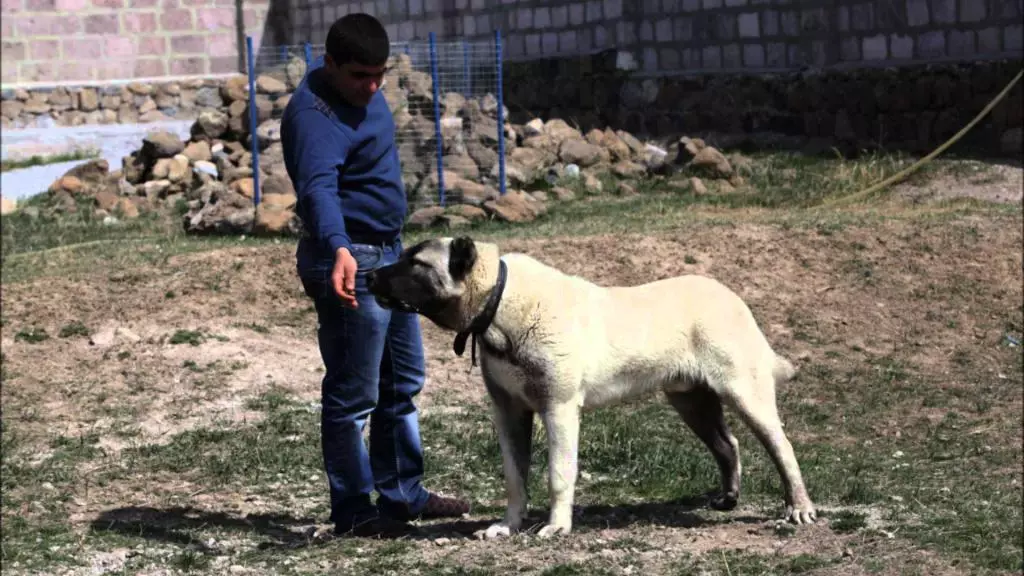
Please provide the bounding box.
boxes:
[299,239,431,529]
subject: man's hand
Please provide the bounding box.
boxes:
[332,247,358,308]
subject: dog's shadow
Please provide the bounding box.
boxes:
[88,494,764,552]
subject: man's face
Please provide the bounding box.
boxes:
[324,55,387,107]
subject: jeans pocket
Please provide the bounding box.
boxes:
[350,244,383,273]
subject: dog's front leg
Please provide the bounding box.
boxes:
[483,389,535,539]
[538,399,581,538]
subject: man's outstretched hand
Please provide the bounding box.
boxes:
[332,247,358,308]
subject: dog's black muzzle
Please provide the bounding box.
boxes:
[366,268,420,314]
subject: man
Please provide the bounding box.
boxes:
[280,13,470,539]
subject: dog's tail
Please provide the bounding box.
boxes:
[772,354,797,384]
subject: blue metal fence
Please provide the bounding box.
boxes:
[243,31,508,209]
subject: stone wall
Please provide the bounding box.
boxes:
[1,0,270,86]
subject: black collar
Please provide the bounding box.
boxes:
[453,259,508,367]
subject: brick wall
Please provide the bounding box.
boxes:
[1,0,271,87]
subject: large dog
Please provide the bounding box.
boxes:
[366,236,817,539]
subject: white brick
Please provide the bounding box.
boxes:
[661,47,680,69]
[525,33,541,56]
[948,29,975,56]
[463,15,476,36]
[766,42,785,66]
[743,44,765,67]
[594,24,608,47]
[639,20,653,42]
[978,27,1001,53]
[578,28,592,52]
[559,30,577,52]
[409,0,423,16]
[534,7,550,28]
[932,0,955,23]
[918,30,946,57]
[890,34,913,58]
[569,3,585,26]
[542,32,558,54]
[1005,24,1023,52]
[722,44,741,68]
[675,17,693,42]
[476,15,490,36]
[552,6,568,27]
[702,45,721,68]
[703,0,722,8]
[906,0,929,27]
[516,8,532,29]
[604,0,622,19]
[863,35,887,60]
[725,0,747,6]
[656,19,672,42]
[643,47,658,72]
[586,0,602,22]
[738,12,759,38]
[682,0,700,11]
[958,0,986,22]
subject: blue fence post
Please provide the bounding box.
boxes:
[246,35,261,206]
[495,29,506,196]
[462,40,471,96]
[304,42,312,68]
[428,32,446,208]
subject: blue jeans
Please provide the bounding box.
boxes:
[299,239,431,529]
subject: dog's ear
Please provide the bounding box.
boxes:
[448,236,477,281]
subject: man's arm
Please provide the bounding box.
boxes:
[281,107,353,255]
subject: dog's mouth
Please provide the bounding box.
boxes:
[373,294,420,314]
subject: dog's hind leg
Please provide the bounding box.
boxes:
[665,385,741,511]
[718,375,817,525]
[483,382,535,539]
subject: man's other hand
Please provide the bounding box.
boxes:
[332,247,358,308]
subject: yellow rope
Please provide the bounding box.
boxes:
[822,67,1023,208]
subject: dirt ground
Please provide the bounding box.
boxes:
[2,189,1022,574]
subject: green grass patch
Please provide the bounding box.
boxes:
[0,148,101,172]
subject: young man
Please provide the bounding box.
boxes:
[280,13,470,538]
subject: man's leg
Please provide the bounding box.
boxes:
[370,243,471,521]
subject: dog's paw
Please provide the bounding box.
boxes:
[785,504,817,525]
[482,523,514,540]
[709,491,739,511]
[537,523,571,539]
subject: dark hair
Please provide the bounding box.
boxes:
[325,13,390,67]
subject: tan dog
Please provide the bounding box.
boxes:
[366,236,817,538]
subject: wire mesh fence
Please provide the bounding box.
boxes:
[241,32,508,212]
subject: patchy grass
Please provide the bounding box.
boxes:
[0,147,101,172]
[0,150,1020,575]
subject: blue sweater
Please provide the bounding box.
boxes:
[280,57,407,273]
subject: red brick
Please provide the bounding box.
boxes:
[62,38,103,59]
[92,0,124,6]
[209,56,238,73]
[2,41,25,61]
[2,0,24,13]
[23,0,55,10]
[15,15,55,35]
[84,13,119,34]
[121,12,156,33]
[59,61,95,81]
[160,0,178,7]
[29,39,59,59]
[196,6,232,30]
[184,0,213,5]
[129,0,156,6]
[169,56,206,75]
[137,36,166,56]
[95,59,133,80]
[160,8,193,31]
[243,7,262,28]
[1,17,13,37]
[206,32,236,57]
[19,61,56,82]
[2,64,18,84]
[171,34,206,53]
[134,58,167,77]
[55,0,88,10]
[105,36,134,58]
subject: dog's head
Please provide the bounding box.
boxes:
[366,236,501,331]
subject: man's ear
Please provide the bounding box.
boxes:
[448,236,477,281]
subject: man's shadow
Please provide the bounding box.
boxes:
[89,492,766,552]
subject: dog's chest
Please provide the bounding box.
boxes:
[478,334,550,408]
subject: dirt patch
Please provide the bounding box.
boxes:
[893,159,1024,205]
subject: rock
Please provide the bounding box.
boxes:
[184,184,255,235]
[193,110,229,141]
[523,118,545,137]
[48,175,85,195]
[183,140,212,163]
[689,146,733,178]
[260,192,296,210]
[436,214,471,229]
[151,158,172,179]
[612,160,647,179]
[1,196,17,215]
[168,154,191,183]
[141,130,185,159]
[550,186,576,202]
[583,171,603,193]
[116,197,139,219]
[558,139,605,167]
[407,206,445,229]
[253,204,300,235]
[256,75,288,94]
[483,190,546,223]
[690,177,708,195]
[143,179,172,199]
[446,204,487,222]
[261,173,295,197]
[230,178,255,199]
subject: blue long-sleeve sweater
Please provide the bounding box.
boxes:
[280,56,407,274]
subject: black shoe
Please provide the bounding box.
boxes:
[335,516,421,539]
